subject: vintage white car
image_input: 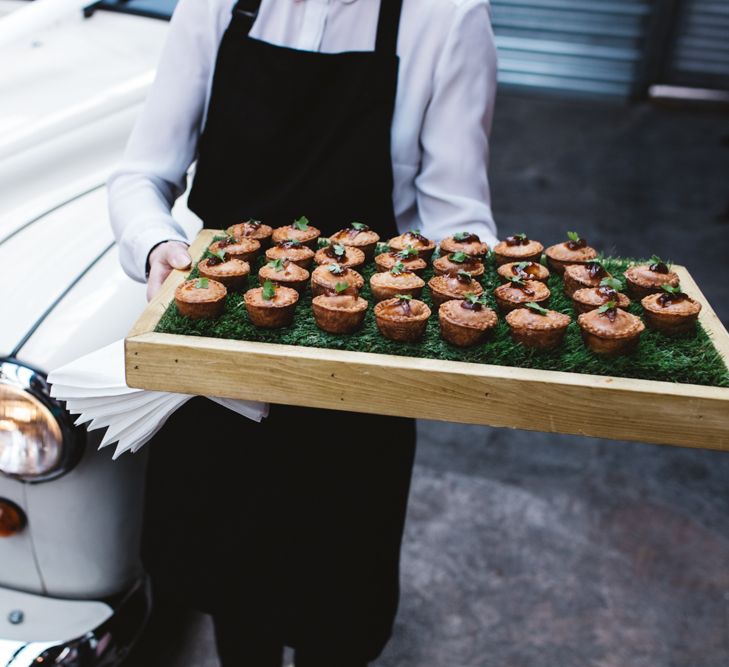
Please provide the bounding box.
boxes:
[0,0,194,663]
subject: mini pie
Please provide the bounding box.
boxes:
[572,286,631,315]
[244,283,299,328]
[492,234,544,266]
[578,305,645,355]
[496,261,550,284]
[624,260,680,299]
[428,272,484,309]
[374,297,431,342]
[312,294,369,334]
[226,220,274,247]
[438,297,498,347]
[641,289,702,335]
[375,248,427,276]
[197,255,250,292]
[544,235,598,275]
[310,264,364,297]
[329,224,380,259]
[369,268,425,302]
[505,305,571,350]
[175,278,227,319]
[439,232,490,259]
[432,253,485,278]
[210,236,261,264]
[563,262,611,297]
[265,240,316,270]
[258,259,310,293]
[314,243,365,269]
[389,230,436,261]
[271,219,321,248]
[493,279,550,312]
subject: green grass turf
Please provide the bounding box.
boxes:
[155,240,729,388]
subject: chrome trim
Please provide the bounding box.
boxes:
[0,359,85,484]
[0,577,151,667]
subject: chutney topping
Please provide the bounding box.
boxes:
[565,231,587,251]
[587,260,607,280]
[505,233,529,247]
[597,300,618,323]
[506,276,534,296]
[649,255,669,274]
[405,229,429,245]
[453,232,480,243]
[218,236,240,249]
[278,239,303,249]
[394,246,420,260]
[324,244,347,261]
[207,250,228,266]
[657,284,688,307]
[345,222,370,238]
[461,292,486,311]
[241,220,262,235]
[511,261,540,280]
[327,263,347,276]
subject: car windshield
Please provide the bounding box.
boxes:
[96,0,179,20]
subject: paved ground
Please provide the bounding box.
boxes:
[125,92,729,666]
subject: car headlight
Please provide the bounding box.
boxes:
[0,360,83,482]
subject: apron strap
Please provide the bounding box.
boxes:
[231,0,262,28]
[375,0,405,56]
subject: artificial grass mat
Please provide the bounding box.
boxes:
[156,241,729,388]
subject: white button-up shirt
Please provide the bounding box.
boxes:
[108,0,499,282]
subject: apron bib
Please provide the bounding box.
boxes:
[143,0,415,658]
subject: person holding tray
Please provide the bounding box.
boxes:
[108,0,498,665]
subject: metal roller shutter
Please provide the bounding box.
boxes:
[665,0,729,90]
[491,0,655,96]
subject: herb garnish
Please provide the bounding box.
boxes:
[262,280,277,301]
[506,233,529,246]
[586,260,607,279]
[391,261,407,276]
[526,302,550,316]
[597,300,618,322]
[195,277,209,289]
[325,243,347,260]
[461,292,489,311]
[566,231,587,250]
[455,270,473,284]
[394,293,413,315]
[395,246,420,260]
[406,229,428,244]
[293,216,310,231]
[334,282,350,295]
[649,255,669,273]
[657,283,688,306]
[267,258,286,272]
[453,232,479,243]
[207,249,228,266]
[279,239,302,249]
[449,251,471,264]
[328,263,346,276]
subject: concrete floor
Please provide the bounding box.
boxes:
[125,92,729,666]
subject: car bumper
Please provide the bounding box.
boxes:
[0,577,150,666]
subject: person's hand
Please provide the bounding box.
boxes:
[147,241,191,301]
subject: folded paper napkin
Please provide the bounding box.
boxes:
[48,339,268,459]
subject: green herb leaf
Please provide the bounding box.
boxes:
[506,275,525,285]
[267,258,285,272]
[262,280,277,301]
[457,270,473,280]
[391,261,406,275]
[515,261,531,270]
[453,232,471,242]
[514,232,527,240]
[525,301,550,315]
[328,263,345,276]
[214,250,227,262]
[650,254,665,265]
[398,245,419,259]
[334,282,350,294]
[600,277,623,291]
[293,216,310,231]
[195,277,209,289]
[317,237,331,249]
[450,251,469,263]
[350,222,367,231]
[661,284,682,294]
[597,301,617,313]
[567,231,581,242]
[464,292,488,306]
[332,244,346,257]
[395,293,413,301]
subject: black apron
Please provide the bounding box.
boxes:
[143,0,415,658]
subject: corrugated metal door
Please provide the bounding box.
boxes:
[664,0,729,90]
[490,0,656,96]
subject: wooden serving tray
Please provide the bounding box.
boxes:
[125,229,729,451]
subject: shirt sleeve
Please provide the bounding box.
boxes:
[414,0,499,248]
[107,0,222,282]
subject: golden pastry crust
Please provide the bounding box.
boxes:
[374,298,431,342]
[439,234,490,258]
[210,237,261,264]
[563,263,612,297]
[374,251,428,276]
[624,265,680,298]
[197,258,250,291]
[641,293,702,335]
[265,242,315,269]
[271,223,321,248]
[496,261,550,284]
[492,238,544,265]
[244,285,299,328]
[311,265,364,297]
[312,295,369,334]
[494,280,550,312]
[329,226,380,259]
[389,231,436,260]
[226,221,274,245]
[369,271,425,302]
[432,254,485,278]
[175,279,227,319]
[258,261,310,293]
[572,287,631,315]
[577,308,644,356]
[438,300,498,347]
[544,242,598,275]
[428,274,484,308]
[505,307,571,350]
[314,244,366,269]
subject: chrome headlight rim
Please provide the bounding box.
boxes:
[0,358,85,483]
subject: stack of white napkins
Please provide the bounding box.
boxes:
[48,339,268,459]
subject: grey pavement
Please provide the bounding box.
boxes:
[124,92,729,666]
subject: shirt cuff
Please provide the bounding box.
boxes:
[119,222,190,283]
